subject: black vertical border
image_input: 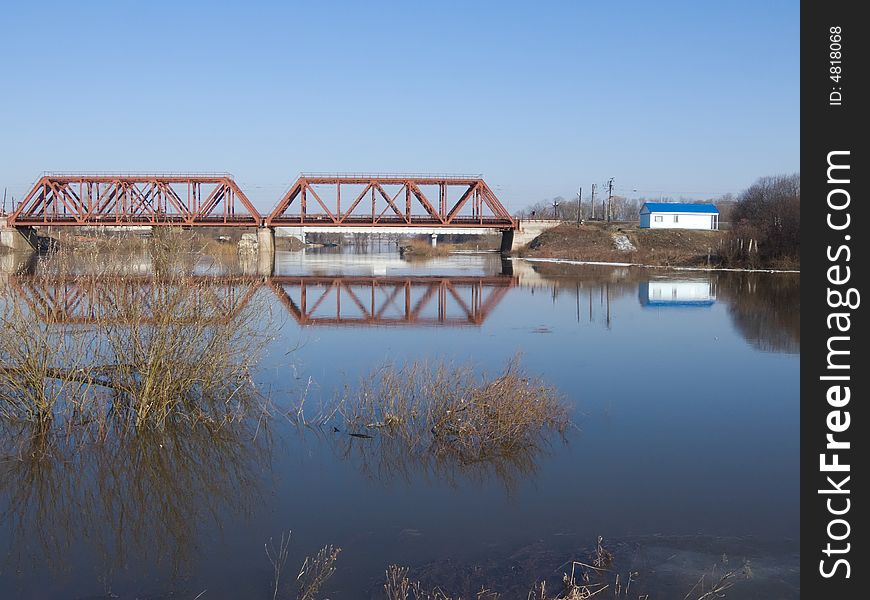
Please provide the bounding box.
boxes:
[802,1,864,596]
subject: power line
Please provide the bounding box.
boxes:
[615,186,738,196]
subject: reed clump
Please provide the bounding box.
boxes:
[384,536,752,600]
[398,238,452,258]
[265,531,341,600]
[334,357,569,485]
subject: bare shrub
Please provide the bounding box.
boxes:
[333,356,569,487]
[398,238,452,258]
[0,236,272,429]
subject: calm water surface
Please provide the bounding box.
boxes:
[0,248,800,598]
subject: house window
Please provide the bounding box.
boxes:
[654,215,663,222]
[673,215,679,222]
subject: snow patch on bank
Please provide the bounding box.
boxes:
[514,257,800,274]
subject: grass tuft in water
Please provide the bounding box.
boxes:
[331,356,570,487]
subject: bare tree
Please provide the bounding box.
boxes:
[729,174,800,264]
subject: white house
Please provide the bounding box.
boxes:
[639,202,719,230]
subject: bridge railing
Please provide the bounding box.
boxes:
[298,172,483,180]
[42,172,235,179]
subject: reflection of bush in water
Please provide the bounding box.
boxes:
[716,273,800,353]
[0,238,274,584]
[334,357,569,488]
[0,417,269,580]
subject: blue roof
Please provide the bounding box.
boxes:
[642,202,718,214]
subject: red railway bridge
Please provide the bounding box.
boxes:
[7,173,516,229]
[3,172,531,252]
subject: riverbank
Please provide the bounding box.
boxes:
[517,222,800,270]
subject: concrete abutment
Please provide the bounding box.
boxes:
[0,219,38,252]
[500,220,562,254]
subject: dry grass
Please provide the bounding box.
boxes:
[265,531,341,600]
[296,544,342,600]
[384,537,751,600]
[398,238,453,258]
[332,356,569,487]
[519,223,728,268]
[683,560,753,600]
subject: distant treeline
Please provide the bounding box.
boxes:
[517,195,643,222]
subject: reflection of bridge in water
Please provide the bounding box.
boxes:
[9,275,261,325]
[270,276,514,327]
[7,274,517,328]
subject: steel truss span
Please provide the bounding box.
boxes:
[9,174,262,227]
[265,175,516,229]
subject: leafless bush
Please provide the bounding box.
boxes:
[334,356,569,487]
[0,235,272,430]
[398,238,452,258]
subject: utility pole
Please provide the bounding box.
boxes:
[576,187,582,225]
[552,198,560,220]
[606,177,614,222]
[590,184,596,219]
[2,188,6,215]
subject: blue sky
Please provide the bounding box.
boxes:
[0,1,799,212]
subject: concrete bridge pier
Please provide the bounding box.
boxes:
[500,220,563,254]
[0,219,38,252]
[430,233,438,247]
[257,227,275,277]
[499,229,515,255]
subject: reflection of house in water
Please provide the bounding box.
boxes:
[638,279,716,307]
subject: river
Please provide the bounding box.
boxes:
[0,246,800,599]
